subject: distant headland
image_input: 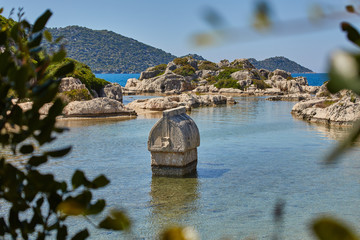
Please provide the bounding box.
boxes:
[45,26,313,74]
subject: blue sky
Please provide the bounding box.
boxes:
[0,0,357,72]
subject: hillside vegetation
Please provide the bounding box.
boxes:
[248,56,313,73]
[45,26,177,73]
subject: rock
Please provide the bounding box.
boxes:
[59,77,91,96]
[148,106,200,176]
[166,62,177,71]
[230,58,256,69]
[101,83,123,102]
[291,93,360,125]
[18,102,53,116]
[196,70,216,78]
[193,86,210,93]
[259,69,270,79]
[219,88,243,94]
[217,59,230,68]
[125,78,140,88]
[63,97,136,117]
[126,93,234,113]
[269,69,292,79]
[125,72,193,93]
[139,70,162,80]
[230,69,259,81]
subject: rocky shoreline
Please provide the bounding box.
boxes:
[16,57,360,126]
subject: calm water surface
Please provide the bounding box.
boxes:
[43,96,360,239]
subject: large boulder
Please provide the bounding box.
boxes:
[269,69,292,80]
[63,97,136,117]
[126,72,194,93]
[126,94,234,112]
[100,83,123,102]
[230,59,256,69]
[230,69,260,81]
[59,77,89,93]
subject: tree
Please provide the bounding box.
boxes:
[0,9,129,240]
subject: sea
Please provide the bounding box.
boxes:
[95,73,329,87]
[4,73,360,239]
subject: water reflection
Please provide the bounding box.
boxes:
[149,176,200,230]
[56,116,136,128]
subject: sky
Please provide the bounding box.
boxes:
[0,0,358,72]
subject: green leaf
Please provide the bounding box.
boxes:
[28,33,43,49]
[71,229,89,240]
[20,144,34,154]
[312,217,358,240]
[44,30,52,42]
[52,49,67,63]
[72,170,89,189]
[54,62,75,78]
[32,10,52,33]
[85,199,105,215]
[341,22,360,47]
[45,146,71,158]
[99,209,131,231]
[28,155,48,167]
[91,175,110,189]
[57,199,86,216]
[57,225,68,240]
[0,31,7,45]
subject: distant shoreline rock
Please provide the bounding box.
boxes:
[123,57,317,96]
[126,93,235,114]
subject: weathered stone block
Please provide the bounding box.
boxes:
[148,106,200,176]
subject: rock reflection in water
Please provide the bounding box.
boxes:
[149,175,199,231]
[56,116,136,128]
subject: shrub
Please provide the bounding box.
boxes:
[47,58,110,94]
[214,78,242,89]
[152,63,167,71]
[217,68,240,80]
[173,65,196,76]
[205,75,217,84]
[173,57,189,66]
[253,79,271,89]
[61,89,93,102]
[198,61,219,71]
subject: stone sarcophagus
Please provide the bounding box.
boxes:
[148,106,200,176]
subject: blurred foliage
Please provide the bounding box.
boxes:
[0,9,129,239]
[325,4,360,164]
[47,58,109,95]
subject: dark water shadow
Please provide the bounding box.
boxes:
[197,168,230,178]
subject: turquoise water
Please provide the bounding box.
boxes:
[96,73,140,86]
[292,73,328,86]
[96,73,328,87]
[41,97,360,239]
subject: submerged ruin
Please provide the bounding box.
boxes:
[148,106,200,176]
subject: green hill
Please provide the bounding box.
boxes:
[248,56,313,73]
[45,26,177,73]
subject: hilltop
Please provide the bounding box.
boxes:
[45,26,313,74]
[248,57,313,73]
[45,26,177,73]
